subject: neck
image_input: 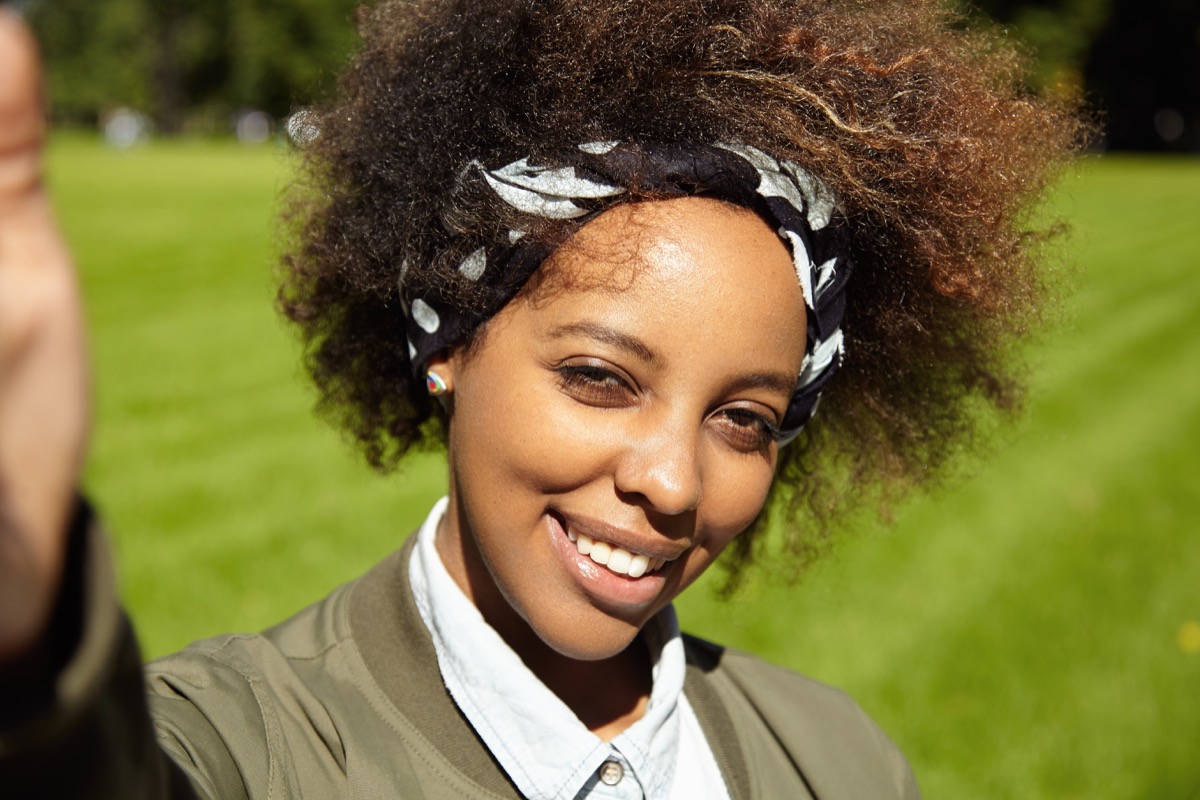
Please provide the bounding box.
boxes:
[507,622,653,741]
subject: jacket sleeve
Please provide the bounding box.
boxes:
[0,503,238,800]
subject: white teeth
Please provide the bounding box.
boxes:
[568,525,664,578]
[608,548,632,575]
[590,541,612,565]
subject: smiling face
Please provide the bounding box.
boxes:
[431,196,807,663]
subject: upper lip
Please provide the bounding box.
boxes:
[554,510,689,562]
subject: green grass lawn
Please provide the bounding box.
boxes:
[49,136,1200,799]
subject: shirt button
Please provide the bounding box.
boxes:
[599,760,624,786]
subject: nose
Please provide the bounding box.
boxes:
[613,415,703,517]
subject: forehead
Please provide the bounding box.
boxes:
[513,197,808,368]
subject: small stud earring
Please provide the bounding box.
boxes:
[425,371,449,396]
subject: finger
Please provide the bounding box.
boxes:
[0,8,47,213]
[0,10,65,287]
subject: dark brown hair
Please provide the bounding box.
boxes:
[279,0,1088,578]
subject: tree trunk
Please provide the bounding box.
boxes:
[151,3,184,134]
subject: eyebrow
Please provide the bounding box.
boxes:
[547,321,662,366]
[723,371,800,399]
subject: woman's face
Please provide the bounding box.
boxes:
[432,196,807,661]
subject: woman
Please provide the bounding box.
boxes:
[0,1,1085,797]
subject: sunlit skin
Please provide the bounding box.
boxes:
[428,196,808,740]
[0,15,89,660]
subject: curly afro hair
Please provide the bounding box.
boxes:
[279,0,1089,578]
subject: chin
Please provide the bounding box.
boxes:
[528,607,648,662]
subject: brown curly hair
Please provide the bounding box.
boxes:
[279,0,1088,579]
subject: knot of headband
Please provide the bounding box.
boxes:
[400,141,850,443]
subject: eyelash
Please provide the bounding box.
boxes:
[554,363,633,407]
[717,408,783,452]
[553,363,782,452]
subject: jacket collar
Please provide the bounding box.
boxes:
[347,534,752,800]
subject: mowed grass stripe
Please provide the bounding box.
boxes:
[879,350,1200,799]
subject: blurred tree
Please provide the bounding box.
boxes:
[973,0,1200,151]
[24,0,153,126]
[228,0,361,116]
[26,0,358,133]
[972,0,1113,94]
[25,0,1198,149]
[1083,0,1200,150]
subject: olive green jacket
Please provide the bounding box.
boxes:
[1,522,919,799]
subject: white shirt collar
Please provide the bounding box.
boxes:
[408,497,685,799]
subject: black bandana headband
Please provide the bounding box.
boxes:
[401,142,850,444]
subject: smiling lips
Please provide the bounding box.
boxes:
[565,528,669,578]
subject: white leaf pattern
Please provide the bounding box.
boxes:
[783,161,835,231]
[481,172,588,219]
[755,168,808,212]
[798,330,844,387]
[578,141,619,155]
[411,298,440,333]
[780,230,815,308]
[814,257,837,297]
[719,144,819,223]
[459,247,487,281]
[715,142,779,172]
[485,159,622,198]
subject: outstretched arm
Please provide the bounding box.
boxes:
[0,7,89,664]
[0,15,214,798]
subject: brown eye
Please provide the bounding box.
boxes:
[555,363,635,408]
[713,407,780,453]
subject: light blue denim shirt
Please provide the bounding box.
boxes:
[409,497,730,800]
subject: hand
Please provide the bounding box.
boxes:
[0,9,90,661]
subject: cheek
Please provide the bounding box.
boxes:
[451,367,616,498]
[678,450,777,582]
[701,431,779,519]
